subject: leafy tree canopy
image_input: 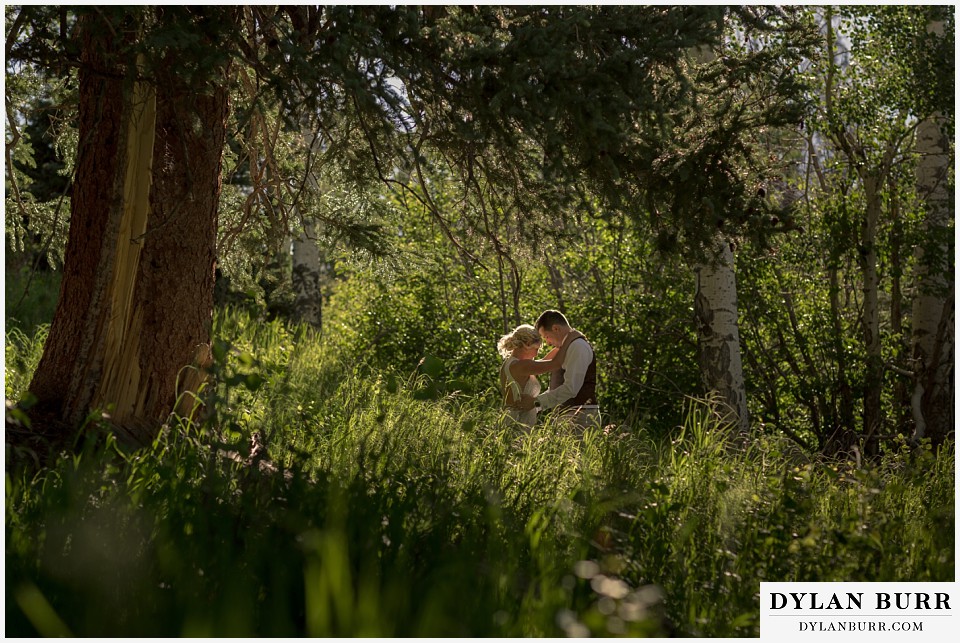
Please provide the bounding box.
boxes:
[7,5,817,262]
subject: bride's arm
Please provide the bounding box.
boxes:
[511,330,584,377]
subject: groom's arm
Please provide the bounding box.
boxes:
[536,341,592,410]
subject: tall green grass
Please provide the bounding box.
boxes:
[5,309,954,636]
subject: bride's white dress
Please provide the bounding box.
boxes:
[501,357,541,428]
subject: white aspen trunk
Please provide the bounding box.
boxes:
[292,218,323,327]
[290,126,326,328]
[686,37,749,436]
[694,237,750,434]
[910,17,954,443]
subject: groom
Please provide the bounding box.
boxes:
[518,309,600,429]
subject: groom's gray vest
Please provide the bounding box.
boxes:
[549,337,597,409]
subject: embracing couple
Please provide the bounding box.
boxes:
[497,310,599,431]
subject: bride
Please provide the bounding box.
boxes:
[497,324,582,428]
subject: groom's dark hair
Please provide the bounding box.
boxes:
[535,310,569,331]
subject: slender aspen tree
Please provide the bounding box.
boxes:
[910,16,955,445]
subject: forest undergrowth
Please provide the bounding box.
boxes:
[4,309,955,637]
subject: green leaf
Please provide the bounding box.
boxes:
[419,354,444,379]
[385,374,399,394]
[244,373,264,391]
[212,340,230,364]
[413,383,438,400]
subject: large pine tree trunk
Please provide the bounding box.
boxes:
[28,19,145,430]
[694,237,749,435]
[27,14,229,442]
[910,18,954,445]
[126,57,229,426]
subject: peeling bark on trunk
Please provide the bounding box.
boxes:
[26,16,230,443]
[694,237,749,435]
[910,24,954,445]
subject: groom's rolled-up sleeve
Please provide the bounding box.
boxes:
[536,341,591,410]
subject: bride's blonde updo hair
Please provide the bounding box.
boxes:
[497,324,541,358]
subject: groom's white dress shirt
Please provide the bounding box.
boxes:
[537,339,594,410]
